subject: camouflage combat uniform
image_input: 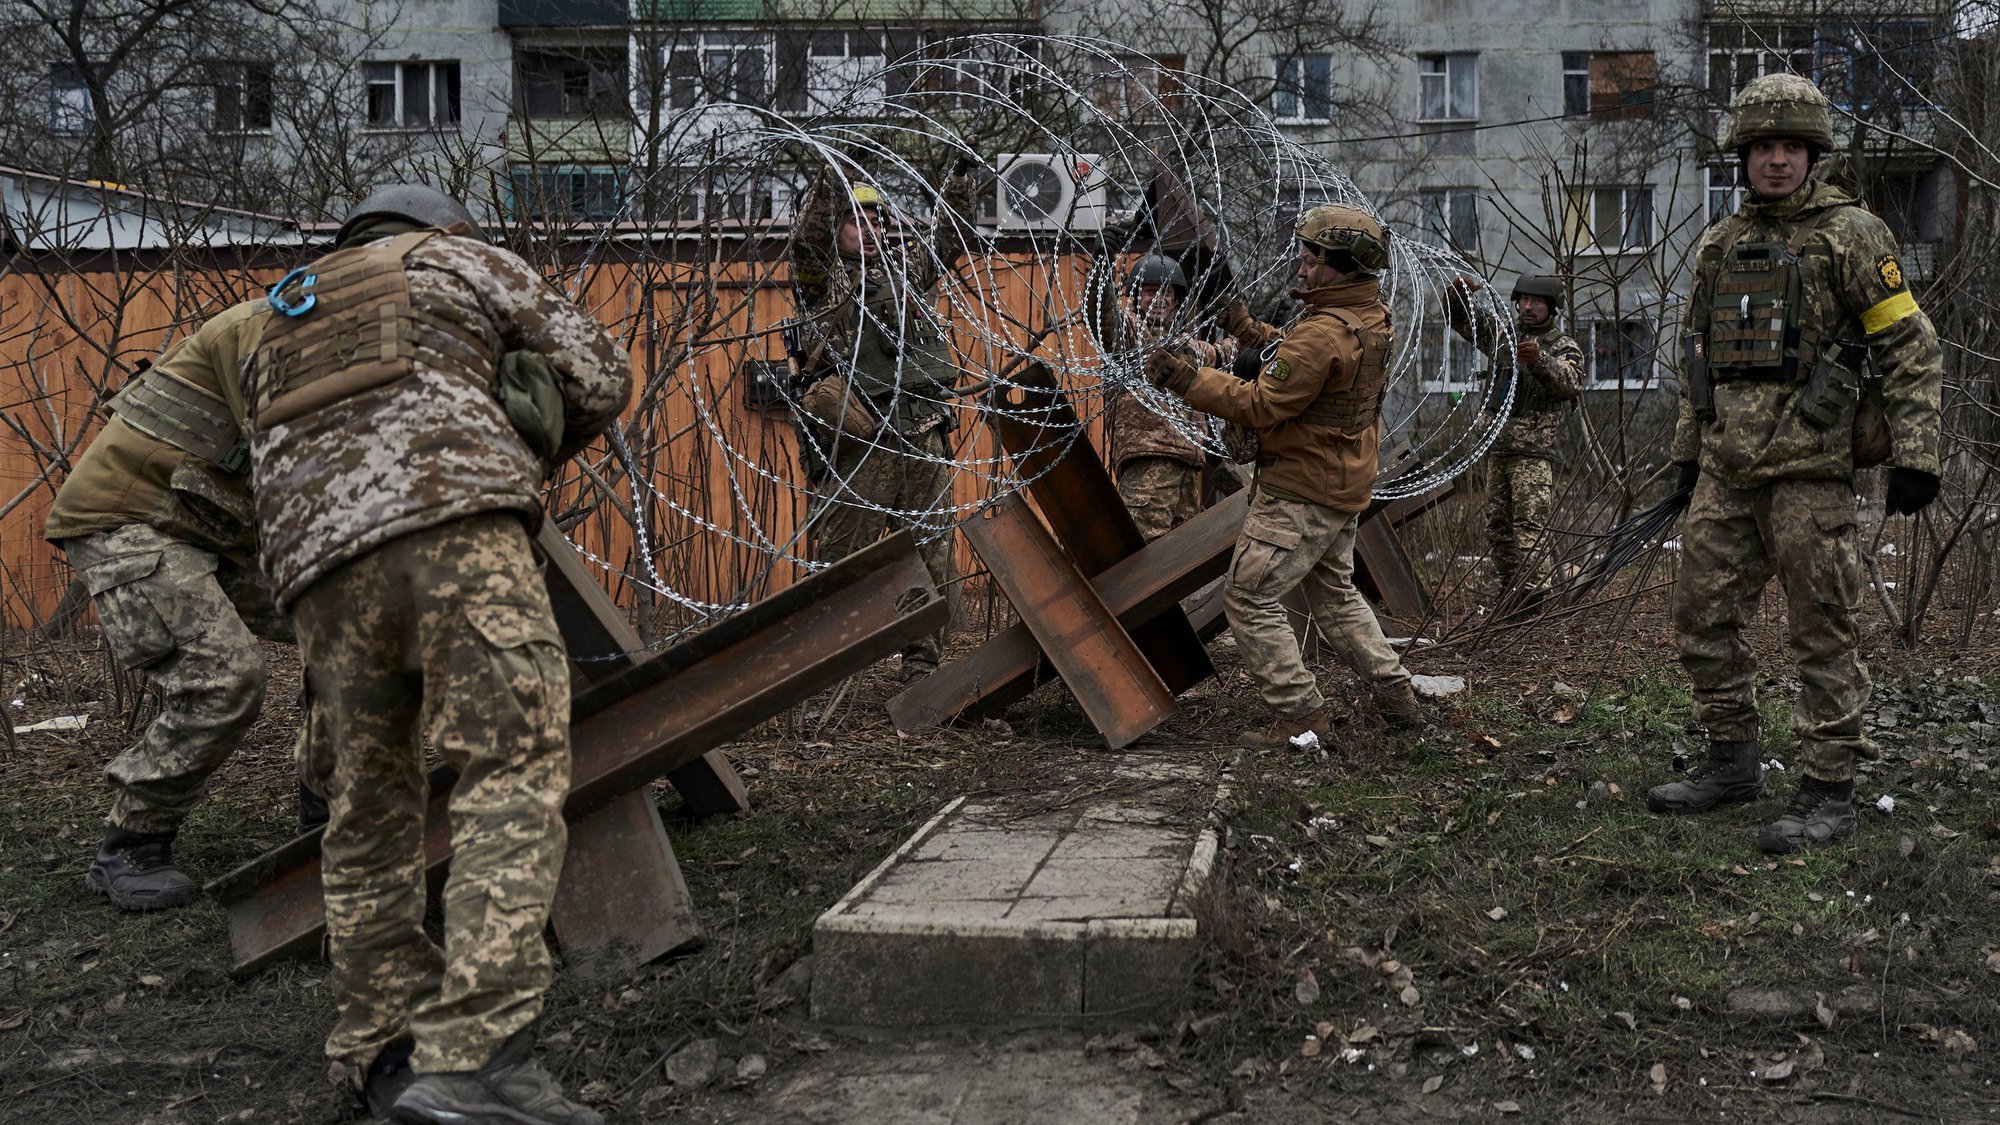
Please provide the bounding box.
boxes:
[1448,304,1585,588]
[789,181,972,671]
[1671,174,1943,783]
[244,225,630,1078]
[1158,277,1414,724]
[44,299,291,837]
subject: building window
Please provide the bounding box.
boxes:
[365,61,461,129]
[1418,187,1478,249]
[1095,53,1185,118]
[1818,21,1939,113]
[1273,53,1333,123]
[1563,51,1654,120]
[1418,53,1476,121]
[804,31,886,112]
[668,32,769,110]
[516,50,626,119]
[1584,316,1657,387]
[1706,164,1743,220]
[655,165,788,223]
[509,165,624,223]
[50,63,93,136]
[211,61,274,133]
[1417,319,1480,394]
[1565,186,1653,252]
[1706,24,1812,101]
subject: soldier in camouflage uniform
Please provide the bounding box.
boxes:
[244,185,630,1124]
[1147,205,1421,746]
[44,298,325,911]
[789,171,974,680]
[1104,255,1230,540]
[1445,274,1586,590]
[1646,76,1943,854]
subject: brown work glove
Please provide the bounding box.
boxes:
[1146,348,1199,395]
[1220,300,1281,350]
[1445,276,1483,308]
[1515,338,1541,369]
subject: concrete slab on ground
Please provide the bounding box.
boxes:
[812,755,1221,1026]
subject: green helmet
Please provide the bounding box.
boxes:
[336,183,480,244]
[1510,274,1564,312]
[1128,254,1188,294]
[1722,73,1834,151]
[1297,203,1389,274]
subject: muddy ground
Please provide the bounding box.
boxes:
[1,589,1997,1124]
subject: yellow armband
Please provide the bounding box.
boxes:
[1860,291,1919,336]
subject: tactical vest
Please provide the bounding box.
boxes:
[108,364,248,473]
[252,230,496,428]
[1706,213,1830,381]
[1297,307,1391,432]
[814,263,949,400]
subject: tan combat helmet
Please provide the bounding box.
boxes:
[1722,73,1834,151]
[1297,203,1390,274]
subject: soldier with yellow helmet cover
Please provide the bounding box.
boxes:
[1147,202,1421,746]
[1647,73,1944,854]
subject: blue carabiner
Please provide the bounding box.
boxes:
[268,266,319,318]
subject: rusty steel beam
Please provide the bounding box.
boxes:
[985,361,1215,696]
[538,524,748,817]
[963,495,1176,748]
[209,531,945,975]
[890,489,1247,732]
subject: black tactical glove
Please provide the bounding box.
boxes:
[1884,467,1940,516]
[1145,348,1198,394]
[1674,460,1700,496]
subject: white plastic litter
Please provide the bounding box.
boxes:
[1875,795,1896,813]
[12,714,88,734]
[1289,729,1322,751]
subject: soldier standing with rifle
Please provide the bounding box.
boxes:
[1645,75,1943,854]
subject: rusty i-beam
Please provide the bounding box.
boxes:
[206,529,945,977]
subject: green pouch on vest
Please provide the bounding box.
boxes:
[1797,341,1863,431]
[497,350,566,471]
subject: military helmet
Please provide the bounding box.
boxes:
[335,183,479,245]
[1128,254,1188,294]
[1722,73,1834,151]
[1297,203,1389,274]
[1510,274,1564,312]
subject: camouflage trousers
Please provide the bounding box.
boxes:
[808,427,956,668]
[1486,454,1555,589]
[291,513,571,1076]
[63,523,294,835]
[1116,456,1203,543]
[1225,490,1411,718]
[1674,474,1876,782]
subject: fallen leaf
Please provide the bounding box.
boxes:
[1486,906,1508,921]
[137,974,164,987]
[1422,1074,1444,1094]
[664,1038,719,1087]
[1985,950,2000,975]
[1553,703,1578,725]
[1301,1037,1323,1058]
[1295,969,1321,1006]
[0,1010,29,1031]
[1400,985,1421,1007]
[1729,864,1751,876]
[1364,834,1392,848]
[1494,1100,1521,1114]
[1930,825,1961,840]
[1482,735,1502,748]
[1230,1058,1268,1079]
[734,1055,767,1083]
[1649,1062,1668,1094]
[1486,810,1502,826]
[1814,995,1837,1029]
[1346,1024,1379,1044]
[1759,1057,1795,1082]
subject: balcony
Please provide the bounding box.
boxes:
[500,0,627,27]
[506,115,629,165]
[635,0,1035,20]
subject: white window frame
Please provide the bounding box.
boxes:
[805,31,887,112]
[1272,53,1333,124]
[212,60,274,134]
[1417,186,1479,250]
[1582,303,1661,390]
[50,63,93,137]
[667,32,771,110]
[364,60,459,130]
[1418,53,1477,122]
[1706,164,1744,221]
[1417,318,1481,395]
[1569,185,1654,254]
[1096,52,1185,119]
[1562,51,1590,117]
[509,165,625,223]
[1705,23,1813,101]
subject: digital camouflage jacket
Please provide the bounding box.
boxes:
[1447,302,1584,462]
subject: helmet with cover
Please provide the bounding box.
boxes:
[1721,73,1834,151]
[1296,203,1389,275]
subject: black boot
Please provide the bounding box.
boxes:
[363,1040,416,1122]
[86,826,199,911]
[295,784,330,836]
[1646,739,1767,814]
[392,1026,603,1125]
[1758,777,1857,855]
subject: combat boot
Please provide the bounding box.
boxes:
[363,1040,416,1122]
[1757,777,1857,855]
[1237,708,1331,751]
[1645,740,1766,815]
[295,784,330,836]
[86,826,199,911]
[393,1027,603,1125]
[1372,682,1424,730]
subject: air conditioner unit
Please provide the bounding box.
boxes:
[995,153,1107,232]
